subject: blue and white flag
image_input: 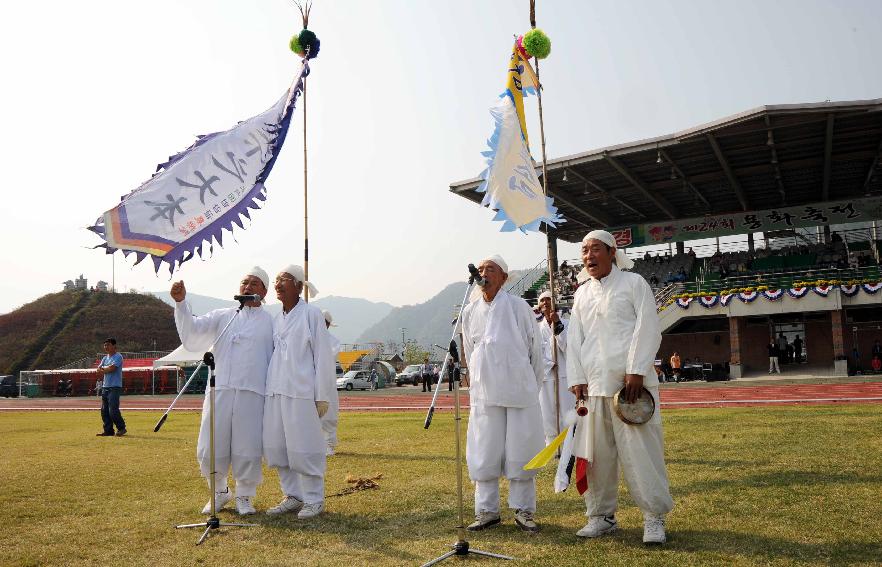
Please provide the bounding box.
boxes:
[476,44,563,233]
[89,62,309,272]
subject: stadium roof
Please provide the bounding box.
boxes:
[450,98,882,243]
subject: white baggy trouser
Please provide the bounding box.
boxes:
[263,394,326,504]
[582,395,674,517]
[466,402,544,513]
[196,388,264,497]
[321,390,339,449]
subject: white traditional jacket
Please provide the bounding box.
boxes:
[539,315,568,381]
[174,301,273,395]
[461,290,544,408]
[265,300,336,402]
[566,264,661,397]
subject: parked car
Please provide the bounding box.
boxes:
[337,370,374,391]
[0,375,18,398]
[395,364,423,386]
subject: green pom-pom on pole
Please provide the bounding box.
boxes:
[298,29,317,48]
[289,34,304,55]
[523,28,551,59]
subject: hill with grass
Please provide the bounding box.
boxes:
[0,290,179,374]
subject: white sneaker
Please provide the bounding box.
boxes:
[576,515,618,538]
[297,501,324,519]
[643,513,666,545]
[235,496,256,515]
[201,489,233,515]
[266,496,304,516]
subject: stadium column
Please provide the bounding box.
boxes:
[831,309,848,376]
[728,316,744,378]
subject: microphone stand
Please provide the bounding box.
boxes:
[154,298,257,544]
[421,271,514,566]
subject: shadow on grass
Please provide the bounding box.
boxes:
[333,450,455,463]
[680,469,882,494]
[667,529,882,564]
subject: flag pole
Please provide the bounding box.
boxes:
[294,0,313,303]
[528,0,563,444]
[302,70,309,302]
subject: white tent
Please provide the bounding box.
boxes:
[153,345,203,368]
[151,345,206,395]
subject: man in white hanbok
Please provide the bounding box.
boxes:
[537,290,576,446]
[567,230,674,545]
[461,255,545,533]
[321,310,341,456]
[171,267,273,516]
[263,265,335,519]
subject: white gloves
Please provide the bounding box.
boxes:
[315,400,329,418]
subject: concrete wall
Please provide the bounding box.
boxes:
[805,316,834,366]
[659,331,729,366]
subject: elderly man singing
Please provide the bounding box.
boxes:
[461,255,545,532]
[171,267,274,516]
[567,230,674,544]
[537,290,576,446]
[263,265,335,519]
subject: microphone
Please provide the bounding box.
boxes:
[233,294,261,303]
[468,263,486,287]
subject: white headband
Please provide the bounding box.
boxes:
[582,230,634,270]
[482,254,509,275]
[244,266,269,303]
[538,290,553,301]
[280,264,319,298]
[245,266,269,290]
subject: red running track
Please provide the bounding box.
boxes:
[1,382,881,412]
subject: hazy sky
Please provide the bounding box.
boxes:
[3,0,881,313]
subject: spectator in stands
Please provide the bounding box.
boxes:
[649,273,659,286]
[872,355,882,373]
[688,248,696,259]
[872,339,882,358]
[676,267,687,282]
[644,251,652,261]
[172,269,273,516]
[670,352,681,382]
[665,270,674,284]
[96,338,126,437]
[793,335,803,363]
[768,341,781,374]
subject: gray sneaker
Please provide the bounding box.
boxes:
[266,496,304,516]
[466,511,501,531]
[576,515,618,538]
[297,501,324,519]
[642,513,666,545]
[514,509,540,532]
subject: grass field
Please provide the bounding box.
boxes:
[2,405,881,566]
